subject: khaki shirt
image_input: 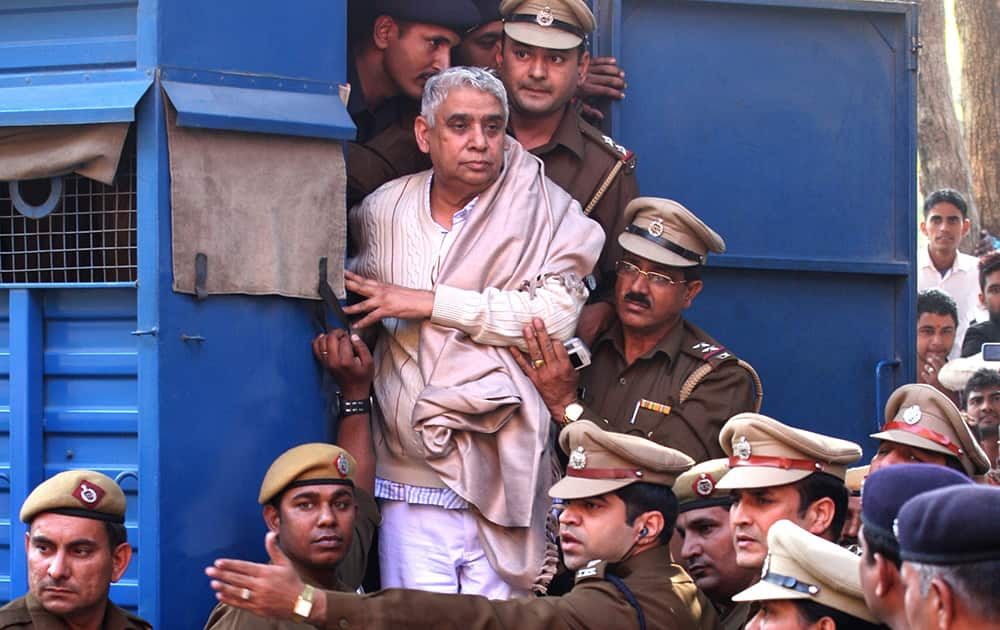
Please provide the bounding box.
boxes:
[720,602,751,630]
[345,108,430,209]
[333,488,381,592]
[0,594,150,630]
[320,545,718,629]
[517,108,639,298]
[578,319,757,462]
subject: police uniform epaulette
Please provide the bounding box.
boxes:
[679,322,763,412]
[687,340,736,365]
[574,558,608,584]
[580,123,636,170]
[680,321,737,365]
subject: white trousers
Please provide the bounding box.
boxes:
[378,500,529,599]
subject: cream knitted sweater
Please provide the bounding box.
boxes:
[349,173,587,489]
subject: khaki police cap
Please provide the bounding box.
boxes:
[845,464,869,495]
[872,383,989,477]
[258,443,358,505]
[20,470,126,524]
[550,420,694,499]
[500,0,595,50]
[673,458,732,513]
[618,197,725,268]
[716,413,862,489]
[937,353,1000,392]
[732,520,878,624]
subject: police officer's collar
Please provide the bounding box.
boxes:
[615,544,673,577]
[599,316,686,367]
[511,105,585,160]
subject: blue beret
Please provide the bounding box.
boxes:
[897,485,1000,564]
[372,0,482,33]
[860,464,971,559]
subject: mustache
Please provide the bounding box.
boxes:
[37,578,75,591]
[624,292,651,308]
[518,81,552,93]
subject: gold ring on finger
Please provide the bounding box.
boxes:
[533,359,546,369]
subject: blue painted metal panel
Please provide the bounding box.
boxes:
[139,72,331,628]
[150,294,330,628]
[161,76,355,140]
[1,288,139,609]
[0,77,151,126]
[159,1,347,85]
[7,290,42,601]
[134,82,164,625]
[604,0,915,456]
[0,291,9,602]
[0,1,138,74]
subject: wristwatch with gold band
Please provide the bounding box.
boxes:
[292,584,315,623]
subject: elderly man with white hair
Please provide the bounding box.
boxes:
[318,66,604,598]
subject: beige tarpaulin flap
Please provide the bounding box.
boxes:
[165,102,347,300]
[0,123,129,185]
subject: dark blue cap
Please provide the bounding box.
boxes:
[861,464,970,561]
[471,0,502,25]
[371,0,482,33]
[897,485,1000,565]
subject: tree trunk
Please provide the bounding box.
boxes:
[955,0,1000,237]
[916,0,978,251]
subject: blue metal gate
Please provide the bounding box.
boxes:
[595,0,917,453]
[4,288,140,609]
[1,1,352,627]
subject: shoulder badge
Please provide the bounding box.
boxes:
[575,558,607,583]
[690,341,734,363]
[580,123,637,170]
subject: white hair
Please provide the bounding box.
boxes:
[421,66,508,128]
[912,560,1000,620]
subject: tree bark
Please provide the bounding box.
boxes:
[955,0,1000,236]
[916,0,978,250]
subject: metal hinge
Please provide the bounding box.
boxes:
[910,36,922,71]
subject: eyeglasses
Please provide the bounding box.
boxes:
[615,260,687,287]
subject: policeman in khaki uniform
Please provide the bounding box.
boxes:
[732,520,882,630]
[672,459,757,630]
[869,383,990,478]
[518,198,760,462]
[716,413,862,572]
[204,443,380,630]
[206,421,721,630]
[0,470,151,629]
[497,0,639,340]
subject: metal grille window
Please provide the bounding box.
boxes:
[0,138,137,284]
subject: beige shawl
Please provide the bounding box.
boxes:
[412,139,604,590]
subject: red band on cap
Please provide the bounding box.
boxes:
[566,467,643,480]
[880,421,962,456]
[728,455,824,473]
